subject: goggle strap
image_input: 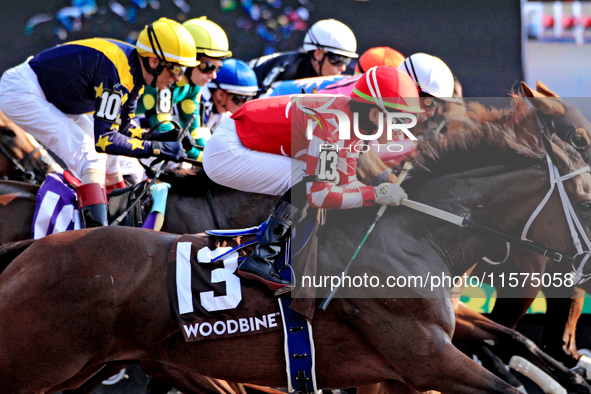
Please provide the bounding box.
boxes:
[405,56,422,93]
[147,24,167,65]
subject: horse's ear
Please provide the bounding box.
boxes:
[536,81,561,98]
[301,88,306,94]
[311,87,319,94]
[522,82,544,98]
[522,82,566,117]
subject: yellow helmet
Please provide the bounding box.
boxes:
[136,18,198,67]
[182,17,232,59]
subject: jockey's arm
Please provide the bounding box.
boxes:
[305,139,376,210]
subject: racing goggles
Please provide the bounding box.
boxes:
[198,61,223,73]
[325,52,352,67]
[166,63,187,78]
[419,93,442,110]
[228,94,252,106]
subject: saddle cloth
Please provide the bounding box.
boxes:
[32,173,169,238]
[167,234,283,342]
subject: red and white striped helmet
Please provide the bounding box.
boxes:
[351,66,423,113]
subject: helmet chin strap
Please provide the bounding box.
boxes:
[141,56,164,88]
[311,50,327,77]
[144,23,170,88]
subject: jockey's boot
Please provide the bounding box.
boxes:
[78,182,108,228]
[237,200,303,291]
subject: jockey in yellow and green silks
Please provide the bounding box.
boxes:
[136,17,231,161]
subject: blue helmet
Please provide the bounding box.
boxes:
[208,59,258,96]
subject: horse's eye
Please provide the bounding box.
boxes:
[572,136,589,150]
[579,201,591,213]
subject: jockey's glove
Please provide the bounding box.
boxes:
[374,183,408,206]
[151,141,187,163]
[149,127,197,152]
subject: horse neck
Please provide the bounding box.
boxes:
[513,110,543,147]
[356,148,397,184]
[378,165,552,279]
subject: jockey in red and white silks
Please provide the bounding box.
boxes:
[204,66,423,210]
[203,66,423,292]
[205,94,376,209]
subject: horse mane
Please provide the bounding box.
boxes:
[465,93,530,128]
[409,121,558,184]
[158,167,211,195]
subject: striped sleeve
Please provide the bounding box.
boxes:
[305,137,375,209]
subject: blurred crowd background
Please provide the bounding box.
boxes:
[0,0,522,97]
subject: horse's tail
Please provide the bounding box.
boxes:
[0,239,36,274]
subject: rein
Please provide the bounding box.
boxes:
[0,132,42,183]
[399,155,591,285]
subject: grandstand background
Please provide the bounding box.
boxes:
[0,0,522,97]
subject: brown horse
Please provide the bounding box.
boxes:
[463,81,591,370]
[0,122,589,393]
[0,148,395,394]
[0,110,51,184]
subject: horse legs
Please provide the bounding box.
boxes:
[468,344,525,390]
[454,301,591,393]
[540,287,584,367]
[348,298,521,394]
[58,362,129,394]
[487,251,546,329]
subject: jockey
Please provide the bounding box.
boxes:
[200,59,258,132]
[203,66,422,291]
[320,46,406,96]
[249,19,358,96]
[354,46,406,74]
[399,53,457,124]
[136,17,232,161]
[0,18,197,228]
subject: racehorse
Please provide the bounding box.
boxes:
[463,81,591,370]
[0,121,589,393]
[2,94,591,393]
[0,109,50,184]
[0,148,396,394]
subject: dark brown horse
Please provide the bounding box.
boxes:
[0,123,590,393]
[0,110,52,184]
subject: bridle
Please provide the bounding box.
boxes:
[521,153,591,285]
[535,109,587,154]
[0,130,43,184]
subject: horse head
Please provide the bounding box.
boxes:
[522,81,591,160]
[0,111,49,184]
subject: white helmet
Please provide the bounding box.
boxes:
[398,53,455,101]
[302,19,358,58]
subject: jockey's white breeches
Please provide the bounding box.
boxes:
[203,118,306,196]
[0,60,120,184]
